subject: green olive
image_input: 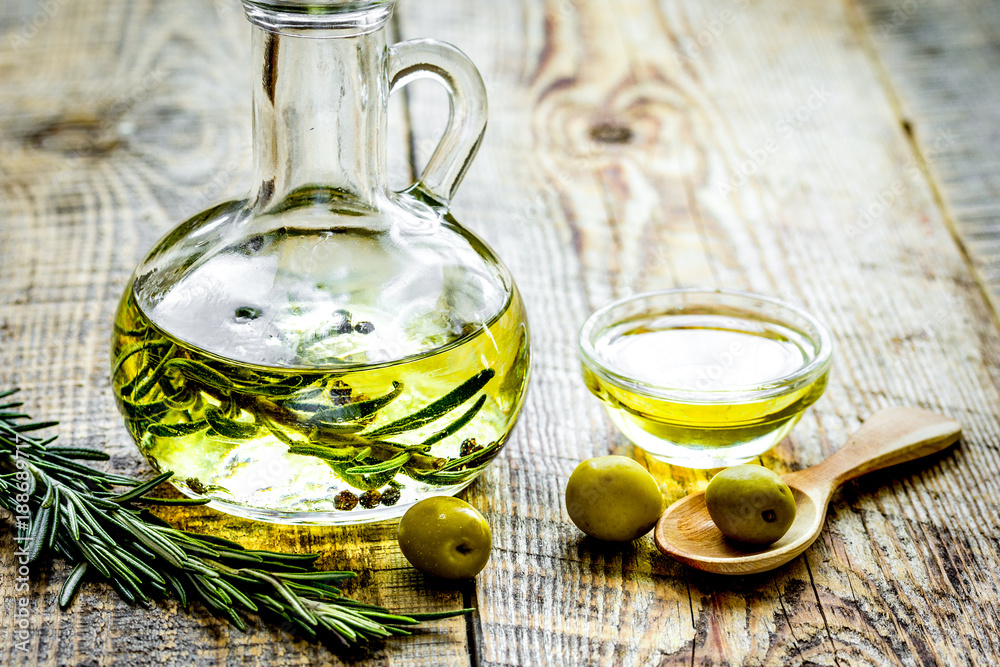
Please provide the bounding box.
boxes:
[705,464,796,545]
[565,456,664,542]
[397,496,492,579]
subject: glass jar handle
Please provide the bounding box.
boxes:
[389,39,488,207]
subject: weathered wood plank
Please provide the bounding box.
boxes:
[854,0,1000,319]
[396,0,1000,664]
[0,1,467,665]
[3,0,1000,665]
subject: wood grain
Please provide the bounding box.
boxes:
[855,0,1000,319]
[398,0,1000,664]
[1,0,1000,665]
[0,1,466,666]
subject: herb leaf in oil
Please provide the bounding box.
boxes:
[113,325,500,499]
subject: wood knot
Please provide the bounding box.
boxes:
[25,115,120,156]
[589,122,633,144]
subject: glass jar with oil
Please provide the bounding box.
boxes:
[110,1,531,524]
[579,289,833,468]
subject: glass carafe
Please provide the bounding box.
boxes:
[110,0,530,524]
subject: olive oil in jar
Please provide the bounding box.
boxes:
[111,284,530,524]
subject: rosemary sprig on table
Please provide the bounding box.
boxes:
[0,389,467,644]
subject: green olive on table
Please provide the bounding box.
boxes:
[397,496,492,579]
[565,455,664,542]
[705,464,796,545]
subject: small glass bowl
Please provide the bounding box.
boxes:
[579,288,834,468]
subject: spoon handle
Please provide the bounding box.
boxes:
[788,407,961,490]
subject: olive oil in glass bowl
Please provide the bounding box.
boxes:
[579,289,833,468]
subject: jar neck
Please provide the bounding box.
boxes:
[248,15,391,211]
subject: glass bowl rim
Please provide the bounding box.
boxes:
[578,287,834,404]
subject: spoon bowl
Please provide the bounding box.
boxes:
[656,483,824,574]
[655,407,962,575]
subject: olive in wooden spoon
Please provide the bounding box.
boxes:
[654,407,962,575]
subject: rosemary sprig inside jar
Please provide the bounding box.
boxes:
[109,289,528,519]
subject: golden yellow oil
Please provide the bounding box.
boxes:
[111,283,530,523]
[582,313,828,468]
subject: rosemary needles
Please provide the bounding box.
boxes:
[0,389,467,645]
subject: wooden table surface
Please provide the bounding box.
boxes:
[2,0,1000,665]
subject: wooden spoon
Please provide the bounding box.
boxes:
[654,407,962,575]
